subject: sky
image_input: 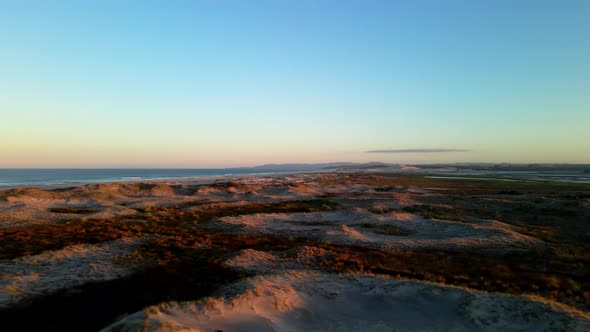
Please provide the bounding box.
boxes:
[1,0,589,167]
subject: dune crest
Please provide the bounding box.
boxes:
[103,272,590,332]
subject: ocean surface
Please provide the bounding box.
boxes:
[0,168,299,187]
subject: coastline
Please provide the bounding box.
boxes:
[0,170,313,191]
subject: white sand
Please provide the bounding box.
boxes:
[102,271,590,332]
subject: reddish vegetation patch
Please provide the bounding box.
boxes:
[135,199,337,224]
[0,199,337,259]
[357,223,413,236]
[48,207,99,214]
[321,246,590,309]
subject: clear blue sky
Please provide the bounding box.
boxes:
[1,1,589,167]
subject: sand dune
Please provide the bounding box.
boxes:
[102,272,590,332]
[0,174,324,228]
[0,237,150,308]
[1,172,588,330]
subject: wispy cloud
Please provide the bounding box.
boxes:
[367,149,470,153]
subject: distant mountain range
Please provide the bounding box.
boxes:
[243,162,394,172]
[241,162,590,173]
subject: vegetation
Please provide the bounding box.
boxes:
[48,207,99,214]
[358,223,413,236]
[399,205,466,221]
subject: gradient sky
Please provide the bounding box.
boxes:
[1,1,589,167]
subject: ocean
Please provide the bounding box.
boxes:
[0,168,294,187]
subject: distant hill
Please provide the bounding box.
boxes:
[237,162,400,172]
[241,162,590,174]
